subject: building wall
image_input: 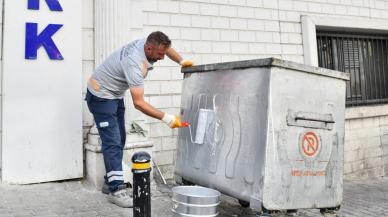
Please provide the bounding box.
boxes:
[80,0,388,179]
[0,0,3,170]
[82,0,95,140]
[345,105,388,178]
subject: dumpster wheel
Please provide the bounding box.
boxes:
[258,206,280,216]
[174,176,195,186]
[238,199,250,208]
[181,178,195,186]
[285,209,298,216]
[320,206,341,216]
[257,209,297,217]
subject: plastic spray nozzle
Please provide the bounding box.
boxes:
[181,122,190,127]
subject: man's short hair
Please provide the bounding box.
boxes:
[146,31,171,47]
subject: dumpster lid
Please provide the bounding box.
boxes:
[181,58,350,81]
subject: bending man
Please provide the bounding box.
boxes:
[85,31,193,208]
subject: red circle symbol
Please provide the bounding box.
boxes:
[301,132,319,157]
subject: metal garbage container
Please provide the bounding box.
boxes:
[175,58,349,212]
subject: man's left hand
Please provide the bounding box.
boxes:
[180,59,194,68]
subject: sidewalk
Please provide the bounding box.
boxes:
[0,177,387,217]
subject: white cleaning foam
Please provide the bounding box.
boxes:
[194,109,214,144]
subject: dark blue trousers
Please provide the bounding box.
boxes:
[85,90,126,192]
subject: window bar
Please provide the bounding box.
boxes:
[374,39,380,101]
[372,39,379,101]
[342,37,351,102]
[337,37,348,102]
[325,36,330,69]
[346,38,354,103]
[340,38,345,70]
[360,39,364,103]
[366,40,372,102]
[349,38,354,103]
[352,38,359,104]
[352,38,357,103]
[327,37,331,69]
[322,36,327,68]
[322,37,325,67]
[368,40,374,101]
[380,39,387,100]
[385,40,388,99]
[356,38,362,104]
[357,38,364,104]
[360,39,369,103]
[316,37,320,65]
[333,37,339,70]
[317,37,323,67]
[317,36,321,66]
[375,39,382,101]
[326,37,333,69]
[327,37,334,69]
[357,39,362,104]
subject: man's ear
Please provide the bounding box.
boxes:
[144,44,151,53]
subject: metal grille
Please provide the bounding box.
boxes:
[317,31,388,106]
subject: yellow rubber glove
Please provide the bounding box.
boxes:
[180,59,194,68]
[162,113,183,128]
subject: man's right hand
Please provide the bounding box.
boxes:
[180,59,194,68]
[162,113,184,128]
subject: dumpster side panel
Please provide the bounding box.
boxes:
[176,67,270,203]
[263,67,346,210]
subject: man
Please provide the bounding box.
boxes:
[85,31,193,208]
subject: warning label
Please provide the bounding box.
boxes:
[300,132,320,158]
[291,170,326,177]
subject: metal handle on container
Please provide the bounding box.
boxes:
[286,110,334,130]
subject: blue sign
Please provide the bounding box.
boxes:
[25,23,64,60]
[28,0,63,11]
[25,0,64,60]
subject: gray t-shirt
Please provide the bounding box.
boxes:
[87,38,154,99]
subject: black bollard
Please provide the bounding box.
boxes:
[132,151,151,217]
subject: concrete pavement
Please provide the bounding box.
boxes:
[0,177,387,217]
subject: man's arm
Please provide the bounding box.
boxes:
[129,87,183,128]
[130,87,164,120]
[166,47,193,67]
[166,47,183,64]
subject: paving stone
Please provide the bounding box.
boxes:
[0,178,387,216]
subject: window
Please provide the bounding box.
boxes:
[317,31,388,106]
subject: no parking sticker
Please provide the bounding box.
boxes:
[300,132,320,158]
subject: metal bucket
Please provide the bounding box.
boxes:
[172,186,221,217]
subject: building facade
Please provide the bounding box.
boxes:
[0,0,387,184]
